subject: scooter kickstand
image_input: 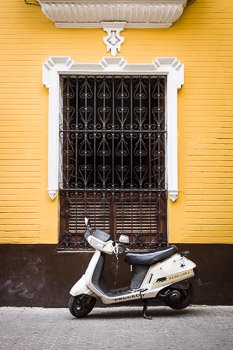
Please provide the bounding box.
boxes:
[142,299,152,320]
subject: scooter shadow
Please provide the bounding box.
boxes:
[85,307,200,320]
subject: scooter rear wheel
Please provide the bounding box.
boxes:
[69,294,96,318]
[165,281,193,310]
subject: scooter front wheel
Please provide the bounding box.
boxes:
[69,294,96,318]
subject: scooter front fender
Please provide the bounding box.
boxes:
[70,275,93,297]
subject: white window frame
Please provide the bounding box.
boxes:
[42,56,184,202]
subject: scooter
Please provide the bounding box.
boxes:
[69,218,196,319]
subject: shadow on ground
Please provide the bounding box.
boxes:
[69,306,209,320]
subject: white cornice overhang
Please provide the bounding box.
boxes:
[38,0,188,28]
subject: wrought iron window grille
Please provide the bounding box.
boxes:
[59,75,167,251]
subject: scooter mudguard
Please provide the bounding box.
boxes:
[70,275,93,297]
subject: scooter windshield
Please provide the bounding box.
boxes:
[92,229,111,242]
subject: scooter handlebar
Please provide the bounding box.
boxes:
[112,241,126,255]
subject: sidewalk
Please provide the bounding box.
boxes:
[0,306,232,350]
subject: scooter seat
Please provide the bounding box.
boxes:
[125,245,177,266]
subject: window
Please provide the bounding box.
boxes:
[59,75,167,250]
[42,56,183,250]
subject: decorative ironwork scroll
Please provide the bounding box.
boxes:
[59,75,167,250]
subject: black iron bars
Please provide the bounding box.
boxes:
[59,75,167,250]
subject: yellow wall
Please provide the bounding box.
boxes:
[1,0,233,244]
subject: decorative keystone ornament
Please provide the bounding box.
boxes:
[102,22,126,56]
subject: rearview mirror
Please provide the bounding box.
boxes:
[119,234,129,244]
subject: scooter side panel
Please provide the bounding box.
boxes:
[70,250,101,297]
[141,254,196,291]
[70,275,94,296]
[90,255,196,305]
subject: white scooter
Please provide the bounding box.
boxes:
[69,218,196,319]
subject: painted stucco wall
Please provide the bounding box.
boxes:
[0,0,233,244]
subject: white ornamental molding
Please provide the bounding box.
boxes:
[169,190,179,202]
[38,0,189,28]
[102,22,126,57]
[43,56,184,201]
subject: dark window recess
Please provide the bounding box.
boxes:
[59,75,167,250]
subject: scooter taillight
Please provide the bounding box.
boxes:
[180,251,190,257]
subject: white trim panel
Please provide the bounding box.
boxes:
[102,22,126,57]
[42,56,184,201]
